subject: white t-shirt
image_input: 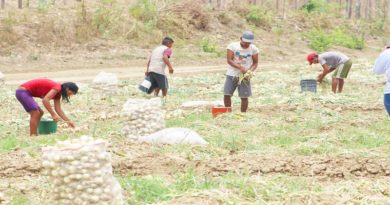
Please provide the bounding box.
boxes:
[226,42,259,77]
[373,49,390,94]
[148,45,173,76]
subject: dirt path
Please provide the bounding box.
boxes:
[2,63,303,85]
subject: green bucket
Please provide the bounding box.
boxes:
[38,120,57,134]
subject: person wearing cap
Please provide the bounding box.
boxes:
[224,31,259,112]
[145,36,174,97]
[373,45,390,115]
[307,51,352,93]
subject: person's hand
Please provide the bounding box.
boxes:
[52,115,60,122]
[317,74,323,83]
[66,121,76,128]
[169,68,174,74]
[240,66,246,73]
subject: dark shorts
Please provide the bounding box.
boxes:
[223,75,252,98]
[149,72,168,93]
[15,89,40,112]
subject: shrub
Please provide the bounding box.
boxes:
[200,38,222,56]
[331,28,365,50]
[307,29,331,52]
[300,0,336,13]
[307,27,365,51]
[245,5,272,28]
[129,0,157,23]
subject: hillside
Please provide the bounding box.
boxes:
[0,0,389,73]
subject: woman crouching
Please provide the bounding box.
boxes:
[15,78,78,136]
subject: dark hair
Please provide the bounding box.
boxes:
[386,45,390,49]
[162,37,174,46]
[61,82,78,103]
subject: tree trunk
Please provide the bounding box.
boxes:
[1,0,4,9]
[355,0,361,19]
[348,0,353,19]
[18,0,22,8]
[384,0,388,20]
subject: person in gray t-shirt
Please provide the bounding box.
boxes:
[307,51,352,93]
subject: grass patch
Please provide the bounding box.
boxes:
[9,193,30,205]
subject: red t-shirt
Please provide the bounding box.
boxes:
[21,79,62,99]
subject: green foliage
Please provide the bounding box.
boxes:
[307,27,365,51]
[1,13,16,32]
[300,0,336,13]
[307,28,332,52]
[9,194,29,205]
[119,176,171,204]
[200,38,219,54]
[245,5,272,28]
[93,1,123,36]
[129,0,157,23]
[174,169,217,192]
[331,28,365,49]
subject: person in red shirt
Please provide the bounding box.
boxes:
[15,79,79,136]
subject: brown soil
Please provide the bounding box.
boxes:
[0,150,41,178]
[2,149,389,179]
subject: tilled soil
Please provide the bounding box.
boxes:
[2,150,389,179]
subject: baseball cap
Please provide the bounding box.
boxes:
[242,31,254,43]
[307,52,317,65]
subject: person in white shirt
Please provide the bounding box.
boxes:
[223,31,259,112]
[373,45,390,115]
[145,37,174,97]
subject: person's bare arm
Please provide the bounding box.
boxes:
[54,99,75,128]
[42,89,60,121]
[163,54,174,74]
[227,49,245,73]
[317,64,331,83]
[145,58,151,75]
[250,53,259,72]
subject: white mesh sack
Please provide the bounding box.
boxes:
[92,72,118,95]
[121,98,165,139]
[139,128,208,146]
[42,136,124,205]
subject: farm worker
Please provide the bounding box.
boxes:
[373,45,390,115]
[307,51,352,93]
[145,36,174,97]
[224,31,259,112]
[15,79,79,136]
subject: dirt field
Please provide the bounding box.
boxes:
[1,54,390,204]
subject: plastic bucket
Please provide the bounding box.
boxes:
[300,79,317,93]
[211,107,232,117]
[38,120,57,134]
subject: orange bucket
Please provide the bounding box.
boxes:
[211,107,232,117]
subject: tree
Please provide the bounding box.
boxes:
[18,0,22,8]
[1,0,4,9]
[355,0,361,19]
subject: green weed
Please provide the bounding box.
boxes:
[9,193,30,205]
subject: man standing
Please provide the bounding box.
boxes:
[224,31,259,112]
[307,51,352,93]
[146,37,174,97]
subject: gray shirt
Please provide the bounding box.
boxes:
[318,52,350,69]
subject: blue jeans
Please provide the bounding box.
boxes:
[385,94,390,116]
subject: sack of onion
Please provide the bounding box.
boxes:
[42,136,124,205]
[121,98,165,139]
